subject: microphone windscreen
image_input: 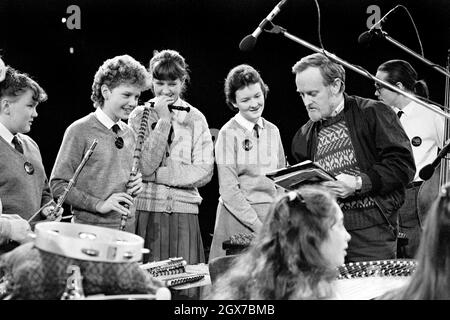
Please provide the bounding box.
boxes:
[419,164,434,181]
[239,35,257,51]
[358,31,372,45]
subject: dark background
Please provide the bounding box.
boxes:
[1,0,449,257]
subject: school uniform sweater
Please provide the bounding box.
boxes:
[215,115,286,231]
[49,112,171,227]
[128,100,214,214]
[0,134,53,221]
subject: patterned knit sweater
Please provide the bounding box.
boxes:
[315,114,381,230]
[50,112,170,228]
[128,100,214,214]
[0,134,53,222]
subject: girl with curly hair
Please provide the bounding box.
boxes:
[206,185,351,300]
[50,54,162,231]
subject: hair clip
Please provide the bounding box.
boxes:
[286,190,307,205]
[287,191,297,202]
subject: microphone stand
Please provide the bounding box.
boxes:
[372,28,450,79]
[263,22,450,120]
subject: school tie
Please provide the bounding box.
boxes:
[12,135,24,154]
[253,124,260,139]
[111,124,124,149]
[397,110,404,119]
[111,124,120,134]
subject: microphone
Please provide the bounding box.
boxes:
[358,28,385,45]
[358,5,400,45]
[147,101,190,112]
[239,0,288,51]
[419,140,450,180]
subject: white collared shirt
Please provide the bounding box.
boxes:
[233,112,264,133]
[393,100,445,181]
[94,107,125,131]
[0,121,17,148]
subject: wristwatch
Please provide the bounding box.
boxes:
[355,176,362,194]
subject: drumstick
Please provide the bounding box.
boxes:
[27,200,53,222]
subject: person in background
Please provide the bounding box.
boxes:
[375,59,444,258]
[379,183,450,300]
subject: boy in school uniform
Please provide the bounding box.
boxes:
[50,54,165,232]
[0,59,61,232]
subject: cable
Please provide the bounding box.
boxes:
[397,5,424,57]
[314,0,325,52]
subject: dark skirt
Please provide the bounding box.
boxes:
[135,210,205,265]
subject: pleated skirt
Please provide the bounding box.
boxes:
[135,210,205,265]
[209,201,272,262]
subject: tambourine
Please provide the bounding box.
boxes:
[0,222,165,300]
[34,222,148,263]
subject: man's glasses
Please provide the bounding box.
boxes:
[374,83,388,92]
[374,81,396,93]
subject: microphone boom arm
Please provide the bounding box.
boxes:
[375,30,450,79]
[268,23,450,120]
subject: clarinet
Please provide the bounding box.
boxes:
[119,106,151,231]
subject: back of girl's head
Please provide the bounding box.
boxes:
[224,64,269,111]
[262,186,338,274]
[207,185,339,300]
[377,59,429,99]
[91,54,149,108]
[0,62,47,103]
[148,49,190,83]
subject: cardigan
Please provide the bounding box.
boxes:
[128,99,214,214]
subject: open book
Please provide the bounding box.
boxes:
[266,160,335,190]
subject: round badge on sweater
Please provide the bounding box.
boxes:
[242,139,253,151]
[411,136,422,147]
[24,161,34,175]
